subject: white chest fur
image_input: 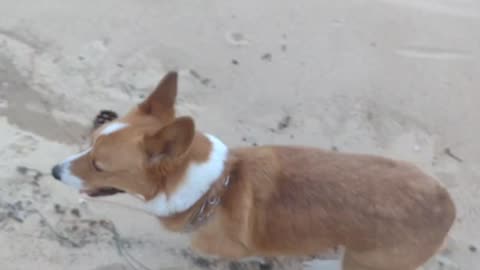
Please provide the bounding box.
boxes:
[144,134,228,217]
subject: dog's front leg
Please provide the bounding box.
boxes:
[190,229,251,260]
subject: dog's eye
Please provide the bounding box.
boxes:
[92,160,103,172]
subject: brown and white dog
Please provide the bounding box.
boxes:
[51,72,455,270]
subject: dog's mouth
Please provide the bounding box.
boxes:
[81,187,125,197]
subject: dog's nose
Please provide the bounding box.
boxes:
[51,165,62,180]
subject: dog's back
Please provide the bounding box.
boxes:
[216,146,455,269]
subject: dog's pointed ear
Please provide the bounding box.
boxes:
[144,116,195,161]
[139,71,178,121]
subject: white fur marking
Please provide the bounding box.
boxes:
[100,122,128,135]
[58,148,92,190]
[144,134,228,217]
[57,122,127,192]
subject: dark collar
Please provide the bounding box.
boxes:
[183,174,231,232]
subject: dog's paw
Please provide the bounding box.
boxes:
[93,110,118,130]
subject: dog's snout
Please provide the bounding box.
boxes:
[51,165,62,180]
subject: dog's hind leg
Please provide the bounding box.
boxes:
[342,248,426,270]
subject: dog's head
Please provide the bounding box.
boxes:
[51,72,197,200]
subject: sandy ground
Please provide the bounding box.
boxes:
[0,0,479,269]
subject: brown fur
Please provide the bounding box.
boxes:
[56,72,456,270]
[191,148,455,265]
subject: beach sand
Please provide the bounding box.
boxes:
[0,0,479,269]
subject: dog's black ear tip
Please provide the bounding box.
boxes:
[99,110,118,117]
[93,109,119,130]
[259,262,273,270]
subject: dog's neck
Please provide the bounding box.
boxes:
[144,133,229,217]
